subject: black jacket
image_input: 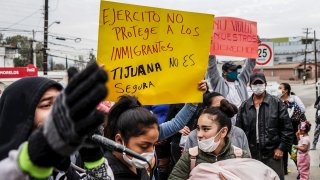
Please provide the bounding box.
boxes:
[315,96,320,124]
[0,77,62,160]
[236,93,294,160]
[105,151,150,180]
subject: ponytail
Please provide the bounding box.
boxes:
[105,95,158,143]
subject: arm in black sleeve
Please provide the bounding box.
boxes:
[314,96,320,108]
[236,103,245,130]
[278,101,294,152]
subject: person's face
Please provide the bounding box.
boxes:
[278,84,287,95]
[223,68,238,79]
[34,87,60,127]
[196,114,228,142]
[250,80,266,96]
[210,96,225,107]
[299,129,306,135]
[116,124,159,155]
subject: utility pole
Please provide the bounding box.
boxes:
[32,30,36,66]
[303,28,311,84]
[51,57,54,70]
[65,56,68,70]
[29,38,33,65]
[43,0,49,75]
[315,30,318,98]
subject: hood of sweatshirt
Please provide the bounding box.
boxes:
[0,77,63,160]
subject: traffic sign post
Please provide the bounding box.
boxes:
[256,42,274,67]
[316,81,320,97]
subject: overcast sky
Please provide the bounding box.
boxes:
[1,0,320,61]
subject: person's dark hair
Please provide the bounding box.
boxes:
[105,95,159,143]
[203,92,223,108]
[299,121,311,133]
[219,99,238,118]
[281,83,295,95]
[201,107,232,135]
[202,92,238,118]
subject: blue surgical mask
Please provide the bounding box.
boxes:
[226,71,238,81]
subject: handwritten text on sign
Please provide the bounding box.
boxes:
[97,1,214,105]
[210,17,258,58]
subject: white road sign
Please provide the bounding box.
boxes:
[256,42,274,67]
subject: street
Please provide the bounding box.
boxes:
[286,83,319,180]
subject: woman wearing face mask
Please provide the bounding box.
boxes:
[278,83,305,113]
[103,80,205,179]
[278,83,302,174]
[278,83,304,122]
[168,107,250,180]
[183,92,251,156]
[104,95,160,180]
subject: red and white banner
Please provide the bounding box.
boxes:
[0,64,38,78]
[210,17,258,58]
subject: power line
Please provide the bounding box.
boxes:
[0,27,97,43]
[49,32,98,42]
[48,49,90,56]
[4,9,41,29]
[48,53,88,63]
[0,22,42,30]
[0,27,96,55]
[1,1,39,8]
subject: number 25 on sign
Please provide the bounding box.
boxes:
[256,42,274,67]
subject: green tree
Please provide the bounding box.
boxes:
[13,57,26,67]
[5,35,31,67]
[35,42,44,70]
[4,35,44,68]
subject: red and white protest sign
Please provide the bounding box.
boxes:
[0,64,38,78]
[210,17,258,59]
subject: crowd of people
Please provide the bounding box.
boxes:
[0,52,318,180]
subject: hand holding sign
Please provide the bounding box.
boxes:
[198,80,208,93]
[257,35,261,46]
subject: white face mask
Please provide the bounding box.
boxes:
[277,89,284,97]
[122,142,154,169]
[251,84,266,95]
[123,151,154,169]
[197,129,223,152]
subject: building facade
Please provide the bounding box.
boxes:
[263,36,320,64]
[0,45,18,67]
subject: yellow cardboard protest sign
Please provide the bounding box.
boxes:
[97,1,214,105]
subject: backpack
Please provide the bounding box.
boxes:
[188,145,243,170]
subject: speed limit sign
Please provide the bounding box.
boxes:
[256,42,274,67]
